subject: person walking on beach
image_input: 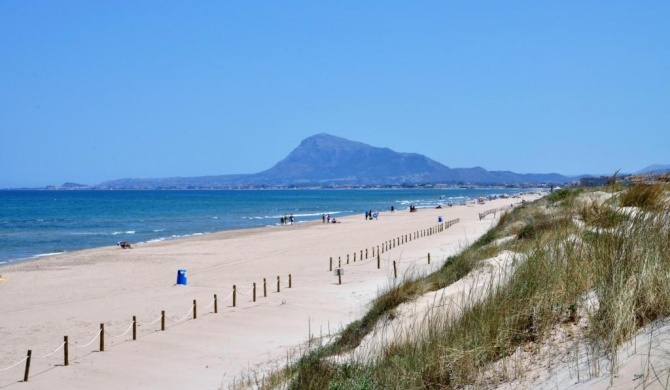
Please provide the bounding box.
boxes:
[289,214,294,225]
[322,214,326,223]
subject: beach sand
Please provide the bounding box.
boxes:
[0,196,534,389]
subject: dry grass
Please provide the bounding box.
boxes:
[237,185,670,390]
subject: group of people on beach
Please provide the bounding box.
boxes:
[280,214,295,225]
[116,241,132,249]
[322,214,338,224]
[364,210,378,220]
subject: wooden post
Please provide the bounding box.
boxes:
[366,248,368,259]
[132,316,137,340]
[338,269,342,285]
[347,254,349,264]
[214,294,218,313]
[253,283,257,302]
[263,278,267,297]
[64,336,69,366]
[353,252,356,262]
[360,250,363,260]
[161,311,165,331]
[193,300,197,320]
[289,274,292,288]
[233,285,237,307]
[428,253,431,264]
[329,257,332,271]
[100,323,105,352]
[377,253,380,269]
[393,261,397,279]
[277,276,280,293]
[23,350,31,382]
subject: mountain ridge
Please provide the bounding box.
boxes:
[97,133,569,188]
[85,133,643,189]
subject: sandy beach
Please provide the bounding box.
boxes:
[0,196,535,389]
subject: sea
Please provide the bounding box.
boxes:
[0,188,526,266]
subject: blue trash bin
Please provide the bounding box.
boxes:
[438,216,443,222]
[177,269,187,285]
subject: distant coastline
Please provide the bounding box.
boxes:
[3,182,551,191]
[0,188,535,265]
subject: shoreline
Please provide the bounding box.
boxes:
[0,188,536,266]
[0,195,539,389]
[0,219,325,270]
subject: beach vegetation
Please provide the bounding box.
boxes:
[242,185,670,389]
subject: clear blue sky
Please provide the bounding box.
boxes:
[1,1,668,188]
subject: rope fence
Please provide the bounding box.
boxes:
[166,305,194,323]
[0,356,28,372]
[478,206,512,220]
[137,314,163,326]
[38,342,66,358]
[104,321,135,339]
[73,329,102,349]
[329,218,461,282]
[198,297,216,310]
[2,274,296,383]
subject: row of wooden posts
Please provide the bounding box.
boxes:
[329,218,460,283]
[11,274,293,383]
[478,206,511,220]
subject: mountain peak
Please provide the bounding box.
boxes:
[98,134,571,188]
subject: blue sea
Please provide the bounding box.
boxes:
[0,189,523,265]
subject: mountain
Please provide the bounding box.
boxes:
[637,164,670,175]
[251,134,447,185]
[97,134,570,188]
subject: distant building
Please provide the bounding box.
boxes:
[580,176,608,187]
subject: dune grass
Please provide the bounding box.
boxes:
[239,184,670,389]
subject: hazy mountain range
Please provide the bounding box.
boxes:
[96,134,573,189]
[46,134,667,190]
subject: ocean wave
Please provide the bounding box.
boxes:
[144,231,206,244]
[112,231,136,235]
[32,251,67,258]
[249,211,349,220]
